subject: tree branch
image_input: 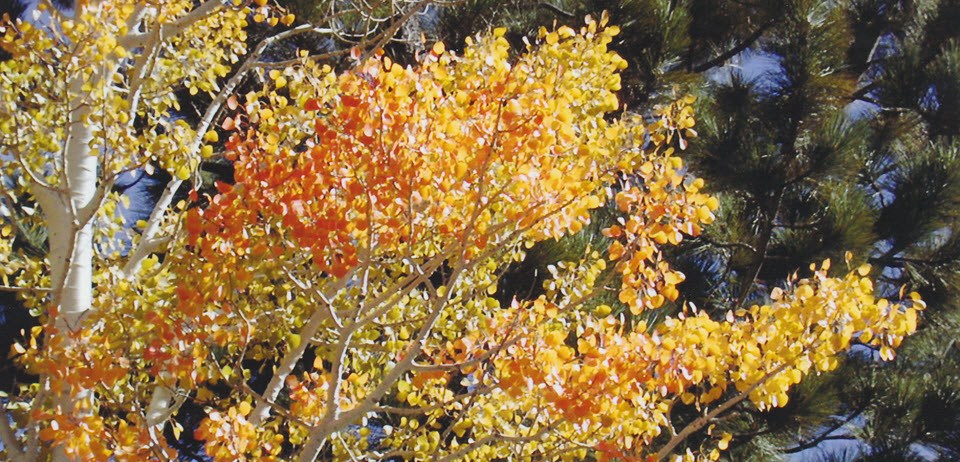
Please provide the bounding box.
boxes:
[538,2,575,18]
[436,424,557,462]
[358,0,434,63]
[247,266,358,425]
[783,434,857,454]
[120,0,224,48]
[850,82,877,102]
[692,19,776,73]
[132,21,359,443]
[781,408,864,454]
[655,363,790,460]
[0,285,52,293]
[296,251,468,461]
[699,235,759,254]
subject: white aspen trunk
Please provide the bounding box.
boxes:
[44,75,98,462]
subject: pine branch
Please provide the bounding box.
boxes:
[783,434,858,453]
[537,2,575,18]
[699,235,759,254]
[782,409,864,454]
[691,19,776,73]
[733,189,783,309]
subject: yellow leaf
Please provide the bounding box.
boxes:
[238,401,252,416]
[718,432,732,450]
[770,287,784,301]
[287,333,301,349]
[8,342,26,358]
[906,308,917,332]
[175,165,190,181]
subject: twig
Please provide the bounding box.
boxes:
[0,285,52,293]
[538,2,575,18]
[782,407,865,454]
[358,0,434,63]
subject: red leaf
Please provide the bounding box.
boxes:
[341,95,361,108]
[214,180,232,194]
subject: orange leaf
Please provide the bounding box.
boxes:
[304,99,321,111]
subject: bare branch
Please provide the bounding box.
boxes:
[538,2,576,18]
[358,0,434,63]
[692,19,776,73]
[0,285,52,294]
[781,408,864,454]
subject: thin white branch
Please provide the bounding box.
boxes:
[248,248,453,426]
[116,4,150,49]
[133,21,385,441]
[0,285,52,294]
[162,0,225,38]
[296,253,467,461]
[246,270,355,425]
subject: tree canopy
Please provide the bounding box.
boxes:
[0,1,932,461]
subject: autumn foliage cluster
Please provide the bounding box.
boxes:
[0,1,923,461]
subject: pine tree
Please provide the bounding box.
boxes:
[815,1,960,460]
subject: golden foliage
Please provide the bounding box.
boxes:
[0,3,921,461]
